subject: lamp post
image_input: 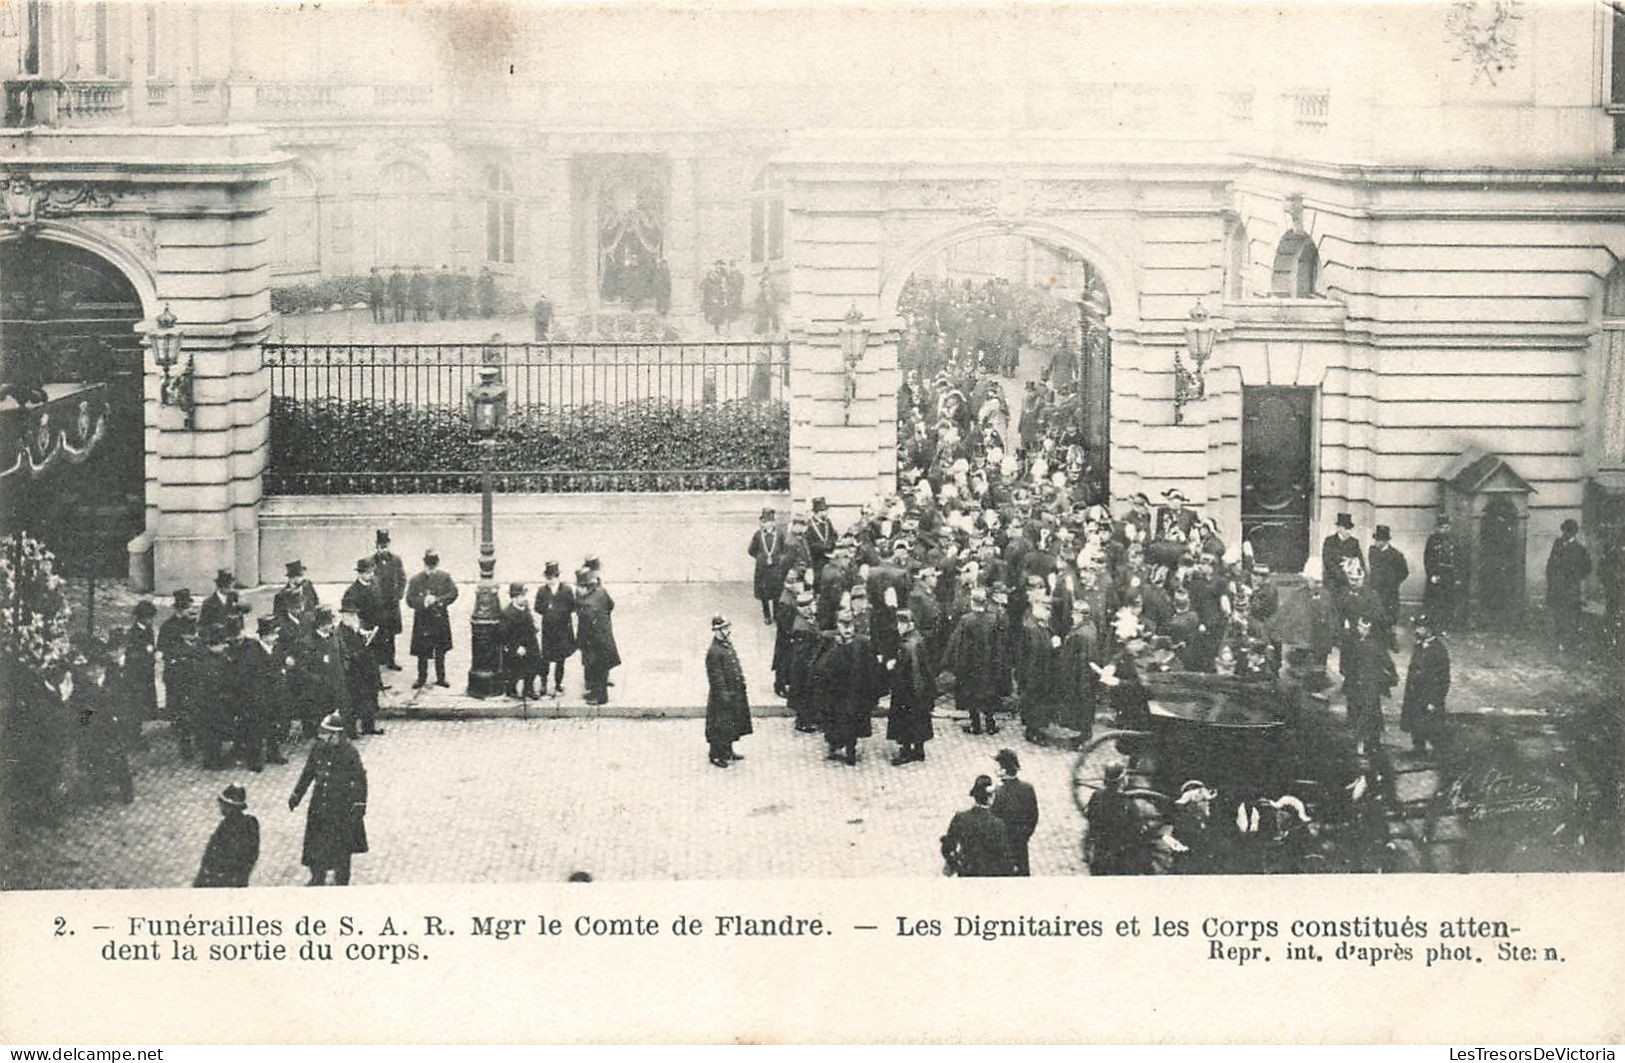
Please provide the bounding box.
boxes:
[1173,299,1218,425]
[148,304,194,428]
[838,304,869,425]
[466,364,508,699]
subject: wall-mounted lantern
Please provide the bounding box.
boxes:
[1173,299,1218,425]
[838,303,869,425]
[149,305,194,428]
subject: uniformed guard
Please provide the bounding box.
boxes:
[1422,512,1460,630]
[387,265,408,323]
[704,615,752,767]
[408,265,431,322]
[575,566,620,705]
[1400,614,1451,754]
[941,775,1013,877]
[367,267,386,324]
[195,783,260,888]
[157,588,200,760]
[288,713,369,886]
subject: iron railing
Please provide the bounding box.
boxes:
[265,340,791,495]
[265,340,790,409]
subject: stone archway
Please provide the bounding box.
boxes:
[0,231,154,574]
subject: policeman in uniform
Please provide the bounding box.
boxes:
[704,615,752,767]
[196,783,260,888]
[288,713,369,887]
[990,749,1039,876]
[1423,512,1460,630]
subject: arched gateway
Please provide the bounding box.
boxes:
[778,152,1228,528]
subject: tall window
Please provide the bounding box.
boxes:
[750,171,784,264]
[1270,231,1319,297]
[376,161,431,268]
[271,168,320,272]
[23,0,41,74]
[93,1,108,75]
[145,4,159,77]
[1612,4,1625,151]
[1602,263,1625,466]
[1226,219,1250,299]
[485,164,515,265]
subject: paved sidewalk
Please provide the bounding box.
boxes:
[232,580,781,717]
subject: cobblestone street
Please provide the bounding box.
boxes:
[1,716,1088,890]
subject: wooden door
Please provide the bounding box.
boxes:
[1242,386,1315,574]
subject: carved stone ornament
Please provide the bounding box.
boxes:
[1444,0,1523,85]
[1,173,120,234]
[899,180,998,214]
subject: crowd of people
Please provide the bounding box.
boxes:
[37,527,623,887]
[364,265,506,325]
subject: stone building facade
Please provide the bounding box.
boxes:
[3,1,1622,599]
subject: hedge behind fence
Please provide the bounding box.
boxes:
[269,395,790,492]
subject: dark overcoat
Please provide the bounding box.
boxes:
[705,637,753,744]
[944,610,999,713]
[1018,619,1064,732]
[991,777,1039,845]
[1366,544,1410,623]
[290,739,368,870]
[886,631,935,744]
[341,579,388,634]
[940,806,1013,877]
[1400,635,1451,736]
[373,549,408,636]
[534,582,577,662]
[575,585,621,670]
[1545,537,1591,612]
[748,526,788,602]
[195,813,261,888]
[1343,634,1396,743]
[405,568,458,657]
[500,603,542,681]
[814,634,878,746]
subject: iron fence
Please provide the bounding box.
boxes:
[265,340,789,408]
[265,340,791,495]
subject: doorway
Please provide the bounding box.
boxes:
[1241,385,1315,574]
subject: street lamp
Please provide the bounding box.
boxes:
[466,364,508,699]
[838,303,869,425]
[1173,299,1218,425]
[149,305,194,428]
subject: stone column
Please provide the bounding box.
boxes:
[533,153,573,324]
[785,191,888,526]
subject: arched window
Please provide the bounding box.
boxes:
[750,170,784,265]
[1225,219,1250,299]
[485,163,516,265]
[1270,230,1319,297]
[271,167,320,273]
[376,160,431,268]
[1601,263,1625,466]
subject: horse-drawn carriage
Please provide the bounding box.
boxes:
[1070,671,1611,875]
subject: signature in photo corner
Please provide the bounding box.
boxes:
[1442,764,1570,820]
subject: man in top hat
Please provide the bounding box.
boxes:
[341,557,387,639]
[125,599,160,745]
[500,582,542,701]
[235,615,289,769]
[157,588,200,760]
[275,559,320,624]
[787,588,822,732]
[575,565,620,706]
[195,783,260,888]
[1546,518,1592,654]
[371,529,408,671]
[338,603,384,737]
[990,749,1039,876]
[199,569,239,645]
[534,562,576,697]
[748,507,786,625]
[704,615,752,767]
[297,607,350,740]
[289,712,368,887]
[806,497,837,589]
[813,610,879,766]
[940,775,1013,877]
[1366,524,1410,647]
[886,607,935,765]
[1321,512,1365,599]
[405,549,458,689]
